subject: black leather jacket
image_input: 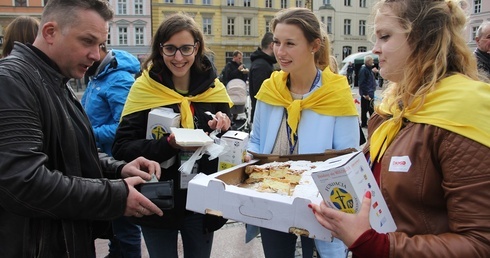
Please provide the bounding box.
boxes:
[0,43,129,258]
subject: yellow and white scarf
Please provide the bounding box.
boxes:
[255,68,358,144]
[370,74,490,162]
[121,69,233,129]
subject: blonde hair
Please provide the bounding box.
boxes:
[373,0,478,118]
[329,56,339,73]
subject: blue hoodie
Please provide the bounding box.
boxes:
[81,49,140,156]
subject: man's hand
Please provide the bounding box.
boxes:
[123,177,164,217]
[120,156,161,181]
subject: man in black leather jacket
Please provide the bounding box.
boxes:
[0,1,163,257]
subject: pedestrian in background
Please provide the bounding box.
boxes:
[474,21,490,81]
[112,12,232,258]
[248,32,276,123]
[0,0,163,257]
[310,0,490,257]
[1,15,39,57]
[346,61,354,85]
[358,55,377,127]
[248,7,359,258]
[81,43,143,258]
[223,50,249,86]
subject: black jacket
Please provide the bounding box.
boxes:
[223,60,247,86]
[358,64,376,98]
[475,48,490,79]
[0,43,128,258]
[248,47,276,122]
[112,56,229,231]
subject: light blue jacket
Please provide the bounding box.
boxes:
[81,49,140,156]
[247,74,359,257]
[248,84,360,155]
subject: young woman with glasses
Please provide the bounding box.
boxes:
[112,12,233,258]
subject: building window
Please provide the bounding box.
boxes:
[358,46,367,52]
[135,27,144,45]
[327,16,332,34]
[344,19,351,35]
[295,0,302,7]
[227,0,235,6]
[359,0,366,8]
[117,0,127,15]
[244,18,252,36]
[134,0,143,15]
[185,0,193,4]
[266,0,272,8]
[118,27,128,45]
[281,0,287,9]
[344,0,351,6]
[472,26,479,40]
[359,20,366,36]
[324,0,330,4]
[474,0,481,13]
[203,18,212,35]
[265,20,271,33]
[203,0,211,4]
[244,0,251,6]
[15,0,27,6]
[107,27,111,45]
[165,0,174,3]
[227,18,235,35]
[342,46,352,59]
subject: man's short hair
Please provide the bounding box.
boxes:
[476,21,490,38]
[232,50,242,57]
[364,55,373,63]
[41,0,113,32]
[260,32,274,49]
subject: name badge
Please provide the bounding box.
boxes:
[388,156,411,172]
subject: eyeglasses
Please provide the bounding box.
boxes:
[159,43,197,56]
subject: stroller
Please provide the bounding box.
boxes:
[226,79,251,132]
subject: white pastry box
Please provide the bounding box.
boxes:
[186,149,358,241]
[218,130,249,171]
[311,151,397,233]
[146,107,180,140]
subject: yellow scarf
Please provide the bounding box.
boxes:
[370,74,490,162]
[255,68,358,143]
[121,70,233,129]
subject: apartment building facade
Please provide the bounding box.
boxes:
[467,0,490,51]
[107,0,152,62]
[1,0,488,71]
[314,0,374,65]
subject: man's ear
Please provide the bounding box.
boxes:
[42,21,58,45]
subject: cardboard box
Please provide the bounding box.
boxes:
[218,130,249,171]
[146,107,180,140]
[311,151,397,233]
[187,149,357,241]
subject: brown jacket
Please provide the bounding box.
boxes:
[363,114,490,258]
